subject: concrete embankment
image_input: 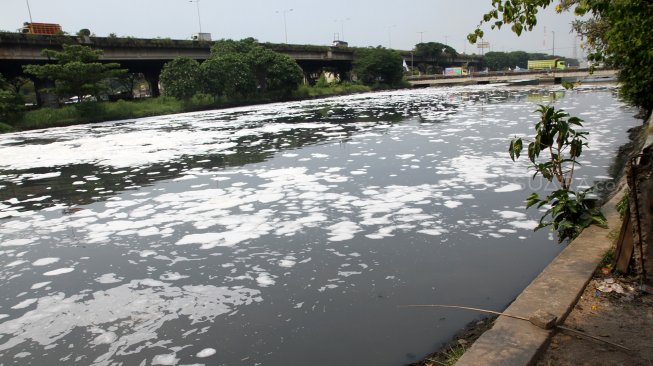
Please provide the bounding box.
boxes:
[456,113,653,366]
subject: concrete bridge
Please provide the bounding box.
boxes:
[0,33,355,97]
[407,68,618,86]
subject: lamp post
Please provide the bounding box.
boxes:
[417,31,425,44]
[25,0,33,23]
[335,18,350,41]
[277,8,293,44]
[189,0,202,34]
[552,30,556,57]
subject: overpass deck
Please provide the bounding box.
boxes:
[408,69,617,86]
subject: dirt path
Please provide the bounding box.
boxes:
[536,274,653,366]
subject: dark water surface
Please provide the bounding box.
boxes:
[0,85,639,365]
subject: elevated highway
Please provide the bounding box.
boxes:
[0,33,355,96]
[407,68,618,86]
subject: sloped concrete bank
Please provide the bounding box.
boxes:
[456,113,653,366]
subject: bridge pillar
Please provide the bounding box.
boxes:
[32,78,58,108]
[143,71,161,97]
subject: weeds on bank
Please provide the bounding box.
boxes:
[424,344,467,366]
[7,82,371,132]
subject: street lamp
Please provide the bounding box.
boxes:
[335,18,350,41]
[189,0,202,34]
[417,31,425,44]
[276,8,293,44]
[552,30,556,57]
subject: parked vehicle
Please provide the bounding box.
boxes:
[527,59,567,70]
[20,22,62,35]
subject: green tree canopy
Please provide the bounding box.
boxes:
[201,54,256,98]
[0,73,25,126]
[470,0,653,111]
[353,47,404,87]
[210,38,304,96]
[414,42,458,61]
[159,57,202,100]
[484,51,578,70]
[23,44,126,103]
[210,38,258,57]
[162,39,304,101]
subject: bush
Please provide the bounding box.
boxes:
[0,122,14,132]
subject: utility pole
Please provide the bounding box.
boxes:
[189,0,202,33]
[277,9,293,43]
[417,31,425,44]
[336,18,350,41]
[552,30,555,57]
[25,0,33,23]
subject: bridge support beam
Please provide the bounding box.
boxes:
[33,78,58,108]
[143,71,161,98]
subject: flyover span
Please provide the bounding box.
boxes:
[407,69,618,86]
[0,33,355,97]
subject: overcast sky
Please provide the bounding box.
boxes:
[2,0,583,58]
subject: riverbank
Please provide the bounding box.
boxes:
[441,111,652,366]
[0,82,371,132]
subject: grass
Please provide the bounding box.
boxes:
[424,344,467,366]
[293,82,370,98]
[6,82,373,132]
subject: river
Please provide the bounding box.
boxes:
[0,84,639,365]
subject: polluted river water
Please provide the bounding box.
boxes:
[0,84,640,365]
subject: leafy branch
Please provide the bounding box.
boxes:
[509,105,606,243]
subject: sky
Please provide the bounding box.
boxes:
[1,0,583,58]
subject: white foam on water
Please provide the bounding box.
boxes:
[32,258,60,267]
[6,260,26,268]
[152,354,178,365]
[327,221,361,242]
[256,273,276,287]
[497,211,527,220]
[508,220,539,230]
[92,331,118,345]
[160,272,189,281]
[278,260,296,268]
[0,280,262,360]
[42,268,74,276]
[11,298,38,309]
[196,348,216,358]
[27,172,61,180]
[30,281,51,289]
[443,201,462,209]
[494,183,522,192]
[95,273,123,284]
[1,238,35,247]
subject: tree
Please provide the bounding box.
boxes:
[159,57,202,100]
[469,0,653,111]
[210,38,304,95]
[23,44,125,103]
[353,47,404,87]
[201,54,256,98]
[258,52,304,95]
[509,105,606,242]
[0,73,24,125]
[415,42,457,63]
[210,38,258,57]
